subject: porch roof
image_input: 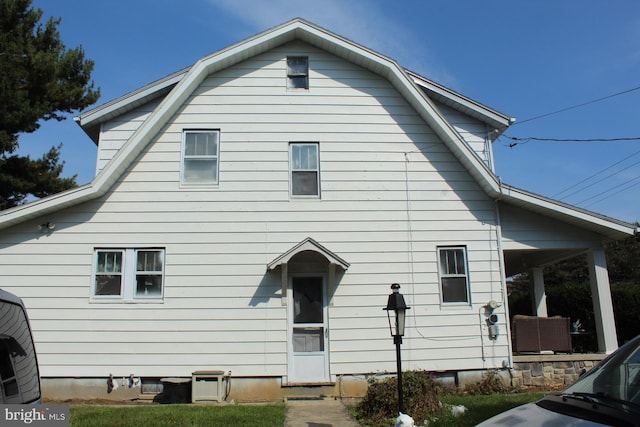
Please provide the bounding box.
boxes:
[267,238,350,271]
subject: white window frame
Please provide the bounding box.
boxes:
[289,142,320,198]
[92,248,165,303]
[181,130,220,185]
[286,56,309,89]
[437,246,471,305]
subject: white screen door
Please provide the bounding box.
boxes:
[289,276,329,383]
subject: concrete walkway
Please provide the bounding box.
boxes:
[284,398,360,427]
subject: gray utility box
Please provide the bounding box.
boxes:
[191,370,226,403]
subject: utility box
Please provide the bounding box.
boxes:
[191,371,225,403]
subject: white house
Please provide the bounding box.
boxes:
[0,19,636,401]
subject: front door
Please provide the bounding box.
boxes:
[288,276,329,383]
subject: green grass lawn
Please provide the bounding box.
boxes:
[424,392,544,427]
[350,391,544,426]
[70,403,286,427]
[68,392,542,427]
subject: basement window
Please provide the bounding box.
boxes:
[141,378,164,395]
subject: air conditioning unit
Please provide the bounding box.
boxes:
[191,371,226,403]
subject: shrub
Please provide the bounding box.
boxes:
[612,283,640,344]
[356,371,443,427]
[356,370,520,426]
[460,370,512,395]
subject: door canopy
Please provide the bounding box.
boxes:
[267,237,350,271]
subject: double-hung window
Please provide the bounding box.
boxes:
[93,248,165,302]
[290,143,320,197]
[438,246,470,304]
[182,130,219,185]
[287,56,309,89]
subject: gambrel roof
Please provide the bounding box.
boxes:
[0,18,636,239]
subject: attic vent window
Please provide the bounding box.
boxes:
[287,56,308,89]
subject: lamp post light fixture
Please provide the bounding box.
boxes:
[384,283,411,414]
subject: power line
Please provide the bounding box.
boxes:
[580,175,640,208]
[501,135,640,147]
[513,85,640,126]
[497,134,640,208]
[561,159,640,201]
[553,148,640,198]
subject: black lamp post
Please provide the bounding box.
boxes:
[384,283,410,414]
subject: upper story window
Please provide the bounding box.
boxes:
[438,246,470,305]
[290,143,320,197]
[93,248,165,302]
[182,130,219,185]
[287,56,309,89]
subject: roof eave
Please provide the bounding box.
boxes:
[74,68,188,144]
[0,184,96,230]
[408,70,514,135]
[498,183,637,240]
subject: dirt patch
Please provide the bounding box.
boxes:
[521,384,567,393]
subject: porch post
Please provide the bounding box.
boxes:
[531,267,548,317]
[587,248,618,353]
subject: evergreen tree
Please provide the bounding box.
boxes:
[0,0,99,209]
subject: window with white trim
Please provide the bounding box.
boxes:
[287,56,309,89]
[290,142,320,197]
[93,248,165,301]
[438,246,470,304]
[181,130,219,184]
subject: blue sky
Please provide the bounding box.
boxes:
[20,0,640,223]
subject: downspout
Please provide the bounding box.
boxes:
[494,195,514,369]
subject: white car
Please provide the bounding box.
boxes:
[478,335,640,426]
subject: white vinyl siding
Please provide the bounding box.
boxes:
[0,41,517,377]
[433,102,493,170]
[96,98,161,175]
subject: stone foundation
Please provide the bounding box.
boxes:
[511,353,606,388]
